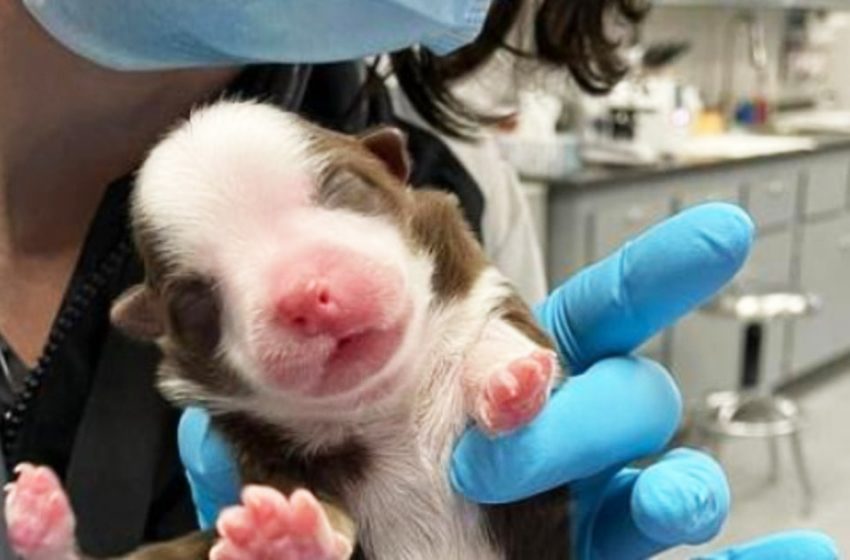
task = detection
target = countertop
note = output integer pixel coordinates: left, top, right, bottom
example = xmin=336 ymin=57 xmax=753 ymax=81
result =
xmin=536 ymin=133 xmax=850 ymax=190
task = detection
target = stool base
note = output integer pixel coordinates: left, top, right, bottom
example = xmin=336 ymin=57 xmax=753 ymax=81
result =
xmin=696 ymin=390 xmax=814 ymax=516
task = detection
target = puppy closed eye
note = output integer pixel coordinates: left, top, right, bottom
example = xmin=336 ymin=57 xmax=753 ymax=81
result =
xmin=316 ymin=170 xmax=389 ymax=216
xmin=164 ymin=277 xmax=222 ymax=355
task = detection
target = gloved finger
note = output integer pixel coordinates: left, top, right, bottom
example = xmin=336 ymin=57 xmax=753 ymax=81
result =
xmin=178 ymin=407 xmax=242 ymax=529
xmin=451 ymin=356 xmax=681 ymax=503
xmin=697 ymin=531 xmax=839 ymax=560
xmin=585 ymin=448 xmax=729 ymax=559
xmin=535 ymin=203 xmax=754 ymax=373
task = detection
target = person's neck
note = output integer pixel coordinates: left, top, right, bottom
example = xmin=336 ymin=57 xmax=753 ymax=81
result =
xmin=0 ymin=1 xmax=240 ymax=259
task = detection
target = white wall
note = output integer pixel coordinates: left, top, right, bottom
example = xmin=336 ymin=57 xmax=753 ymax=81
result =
xmin=642 ymin=7 xmax=787 ymax=106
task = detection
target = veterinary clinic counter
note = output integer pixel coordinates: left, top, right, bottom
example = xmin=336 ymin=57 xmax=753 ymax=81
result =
xmin=537 ymin=135 xmax=850 ymax=406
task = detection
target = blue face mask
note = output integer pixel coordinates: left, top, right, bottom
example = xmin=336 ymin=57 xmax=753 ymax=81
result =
xmin=22 ymin=0 xmax=492 ymax=71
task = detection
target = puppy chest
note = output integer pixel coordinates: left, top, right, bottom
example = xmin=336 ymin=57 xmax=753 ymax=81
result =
xmin=348 ymin=439 xmax=499 ymax=560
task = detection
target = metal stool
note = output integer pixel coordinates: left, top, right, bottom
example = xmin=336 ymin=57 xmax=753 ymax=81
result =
xmin=695 ymin=286 xmax=821 ymax=515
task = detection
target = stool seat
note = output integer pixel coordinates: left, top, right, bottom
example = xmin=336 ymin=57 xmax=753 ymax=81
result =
xmin=702 ymin=289 xmax=820 ymax=321
xmin=702 ymin=392 xmax=800 ymax=438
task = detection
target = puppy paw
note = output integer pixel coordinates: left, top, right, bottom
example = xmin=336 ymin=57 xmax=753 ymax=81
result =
xmin=5 ymin=463 xmax=77 ymax=560
xmin=475 ymin=350 xmax=557 ymax=436
xmin=210 ymin=486 xmax=352 ymax=560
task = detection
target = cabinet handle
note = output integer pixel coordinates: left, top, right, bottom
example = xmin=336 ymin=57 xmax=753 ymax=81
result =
xmin=767 ymin=181 xmax=786 ymax=196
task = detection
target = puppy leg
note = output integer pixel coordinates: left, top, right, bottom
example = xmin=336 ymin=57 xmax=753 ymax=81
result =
xmin=464 ymin=314 xmax=563 ymax=436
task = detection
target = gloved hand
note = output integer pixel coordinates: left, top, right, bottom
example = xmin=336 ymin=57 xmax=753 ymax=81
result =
xmin=178 ymin=203 xmax=838 ymax=559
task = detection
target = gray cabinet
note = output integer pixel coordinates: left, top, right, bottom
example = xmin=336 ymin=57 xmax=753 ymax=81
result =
xmin=744 ymin=168 xmax=799 ymax=231
xmin=590 ymin=198 xmax=672 ymax=262
xmin=678 ymin=182 xmax=740 ymax=210
xmin=544 ymin=145 xmax=850 ymax=407
xmin=804 ymin=154 xmax=849 ymax=218
xmin=739 ymin=230 xmax=794 ymax=287
xmin=791 ymin=215 xmax=850 ymax=373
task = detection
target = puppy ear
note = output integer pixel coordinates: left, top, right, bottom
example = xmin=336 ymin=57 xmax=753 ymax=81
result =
xmin=359 ymin=127 xmax=411 ymax=184
xmin=111 ymin=284 xmax=165 ymax=340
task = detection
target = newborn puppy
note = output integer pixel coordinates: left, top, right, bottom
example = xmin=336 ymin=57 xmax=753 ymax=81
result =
xmin=5 ymin=101 xmax=569 ymax=560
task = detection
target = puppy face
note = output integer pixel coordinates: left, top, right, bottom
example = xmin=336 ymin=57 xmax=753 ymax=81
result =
xmin=113 ymin=101 xmax=486 ymax=418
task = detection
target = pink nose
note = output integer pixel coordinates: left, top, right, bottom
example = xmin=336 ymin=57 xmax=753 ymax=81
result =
xmin=275 ymin=279 xmax=343 ymax=336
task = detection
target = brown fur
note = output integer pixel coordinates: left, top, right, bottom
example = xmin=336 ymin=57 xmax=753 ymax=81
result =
xmin=156 ymin=276 xmax=247 ymax=400
xmin=77 ymin=532 xmax=215 ymax=560
xmin=161 ymin=277 xmax=222 ymax=355
xmin=408 ymin=189 xmax=489 ymax=301
xmin=158 ymin=346 xmax=249 ymax=403
xmin=307 ymin=122 xmax=412 ymax=228
xmin=482 ymin=488 xmax=571 ymax=560
xmin=499 ymin=292 xmax=556 ymax=350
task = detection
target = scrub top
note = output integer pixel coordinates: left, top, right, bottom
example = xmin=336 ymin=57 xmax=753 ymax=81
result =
xmin=0 ymin=61 xmax=486 ymax=557
xmin=0 ymin=339 xmax=28 ymax=405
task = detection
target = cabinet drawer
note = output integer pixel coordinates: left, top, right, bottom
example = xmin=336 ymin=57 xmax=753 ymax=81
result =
xmin=592 ymin=198 xmax=671 ymax=260
xmin=791 ymin=215 xmax=850 ymax=373
xmin=805 ymin=155 xmax=849 ymax=218
xmin=738 ymin=230 xmax=793 ymax=287
xmin=672 ymin=317 xmax=789 ymax=404
xmin=678 ymin=184 xmax=740 ymax=210
xmin=746 ymin=172 xmax=799 ymax=229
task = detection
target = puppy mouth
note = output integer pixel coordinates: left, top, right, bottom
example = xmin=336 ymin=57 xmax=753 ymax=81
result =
xmin=323 ymin=327 xmax=401 ymax=390
xmin=256 ymin=316 xmax=410 ymax=400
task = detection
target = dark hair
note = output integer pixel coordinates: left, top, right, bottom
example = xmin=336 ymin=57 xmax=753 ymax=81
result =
xmin=389 ymin=0 xmax=649 ymax=137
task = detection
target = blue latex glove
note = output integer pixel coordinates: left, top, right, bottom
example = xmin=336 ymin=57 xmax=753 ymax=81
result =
xmin=178 ymin=203 xmax=838 ymax=558
xmin=695 ymin=531 xmax=839 ymax=560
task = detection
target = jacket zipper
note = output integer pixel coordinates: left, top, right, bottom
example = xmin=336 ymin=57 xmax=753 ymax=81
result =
xmin=1 ymin=239 xmax=132 ymax=465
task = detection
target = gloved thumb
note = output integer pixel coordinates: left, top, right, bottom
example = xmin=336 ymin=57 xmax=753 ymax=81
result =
xmin=178 ymin=407 xmax=242 ymax=529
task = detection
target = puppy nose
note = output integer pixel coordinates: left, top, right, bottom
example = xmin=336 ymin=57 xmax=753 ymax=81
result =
xmin=275 ymin=279 xmax=340 ymax=336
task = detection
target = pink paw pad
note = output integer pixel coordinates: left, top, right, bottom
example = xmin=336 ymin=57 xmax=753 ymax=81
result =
xmin=477 ymin=350 xmax=557 ymax=435
xmin=5 ymin=463 xmax=77 ymax=560
xmin=210 ymin=486 xmax=352 ymax=560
